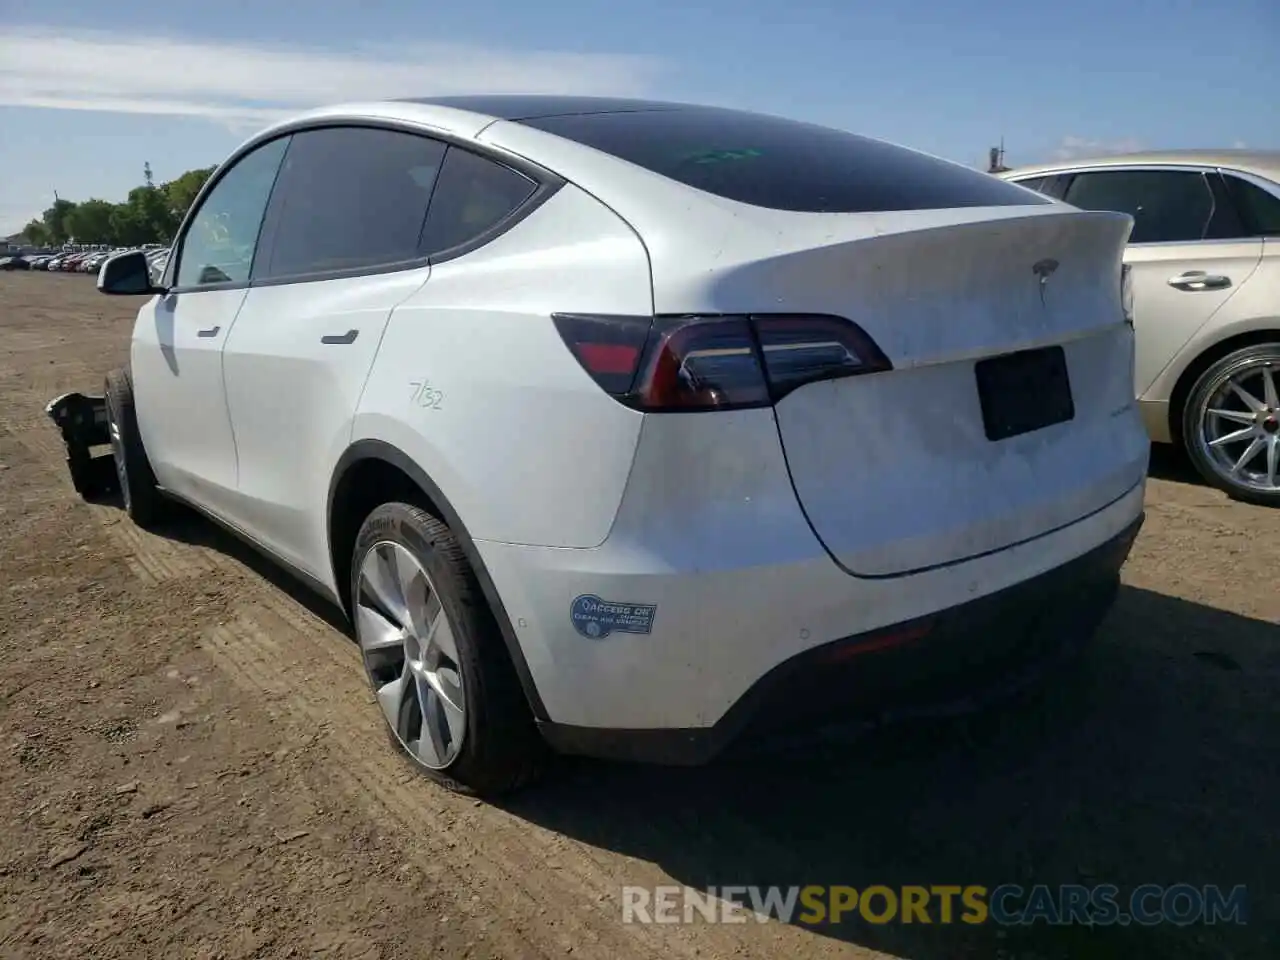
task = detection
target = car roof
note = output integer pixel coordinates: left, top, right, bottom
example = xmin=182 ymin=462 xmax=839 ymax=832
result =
xmin=1003 ymin=149 xmax=1280 ymax=183
xmin=248 ymin=95 xmax=756 ymax=150
xmin=396 ymin=95 xmax=692 ymax=120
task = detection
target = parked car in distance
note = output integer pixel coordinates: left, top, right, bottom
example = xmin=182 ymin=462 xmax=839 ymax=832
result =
xmin=87 ymin=95 xmax=1147 ymax=796
xmin=0 ymin=255 xmax=31 ymax=270
xmin=1001 ymin=151 xmax=1280 ymax=506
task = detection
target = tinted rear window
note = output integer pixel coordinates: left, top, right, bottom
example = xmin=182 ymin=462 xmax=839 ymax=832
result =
xmin=521 ymin=108 xmax=1046 ymax=213
xmin=259 ymin=126 xmax=445 ymax=280
xmin=418 ymin=146 xmax=538 ymax=258
xmin=1223 ymin=174 xmax=1280 ymax=236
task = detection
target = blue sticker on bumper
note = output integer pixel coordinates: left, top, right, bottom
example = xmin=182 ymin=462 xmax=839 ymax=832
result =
xmin=570 ymin=595 xmax=657 ymax=639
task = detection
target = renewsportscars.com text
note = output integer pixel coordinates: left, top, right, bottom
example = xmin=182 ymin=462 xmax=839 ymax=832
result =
xmin=621 ymin=884 xmax=1248 ymax=927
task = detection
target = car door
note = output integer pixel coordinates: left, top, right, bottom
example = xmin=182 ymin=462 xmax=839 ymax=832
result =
xmin=219 ymin=126 xmax=448 ymax=579
xmin=1058 ymin=167 xmax=1264 ymax=398
xmin=130 ymin=135 xmax=290 ymax=514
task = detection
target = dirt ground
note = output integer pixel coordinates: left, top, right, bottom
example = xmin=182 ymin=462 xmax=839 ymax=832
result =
xmin=0 ymin=271 xmax=1276 ymax=960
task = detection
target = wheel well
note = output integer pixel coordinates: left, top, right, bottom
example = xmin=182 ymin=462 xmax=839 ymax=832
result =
xmin=328 ymin=457 xmax=431 ymax=618
xmin=1167 ymin=329 xmax=1280 ymax=446
xmin=327 ymin=445 xmax=551 ymax=721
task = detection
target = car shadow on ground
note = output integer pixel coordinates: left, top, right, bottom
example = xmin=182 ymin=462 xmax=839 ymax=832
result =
xmin=1146 ymin=443 xmax=1207 ymax=489
xmin=504 ymin=587 xmax=1279 ymax=960
xmin=84 ymin=458 xmax=1275 ymax=958
xmin=83 ymin=463 xmax=350 ymax=635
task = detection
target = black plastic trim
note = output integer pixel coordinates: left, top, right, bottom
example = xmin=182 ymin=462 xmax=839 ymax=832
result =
xmin=538 ymin=513 xmax=1144 ymax=765
xmin=327 ymin=440 xmax=549 ymax=720
xmin=249 ymin=257 xmax=434 ymax=289
xmin=165 ymin=280 xmax=251 ymax=296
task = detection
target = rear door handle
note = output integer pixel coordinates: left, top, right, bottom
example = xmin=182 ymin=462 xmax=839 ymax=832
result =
xmin=197 ymin=326 xmax=221 ymax=338
xmin=1168 ymin=271 xmax=1231 ymax=291
xmin=321 ymin=329 xmax=359 ymax=345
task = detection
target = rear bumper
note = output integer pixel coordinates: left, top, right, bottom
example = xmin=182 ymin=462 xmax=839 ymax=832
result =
xmin=537 ymin=513 xmax=1142 ymax=765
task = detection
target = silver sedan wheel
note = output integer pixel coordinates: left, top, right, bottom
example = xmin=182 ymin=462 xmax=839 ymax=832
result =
xmin=355 ymin=541 xmax=467 ymax=770
xmin=1195 ymin=357 xmax=1280 ymax=495
xmin=107 ymin=403 xmax=131 ymax=511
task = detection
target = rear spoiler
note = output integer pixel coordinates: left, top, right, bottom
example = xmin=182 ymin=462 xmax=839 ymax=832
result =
xmin=45 ymin=392 xmax=116 ymax=497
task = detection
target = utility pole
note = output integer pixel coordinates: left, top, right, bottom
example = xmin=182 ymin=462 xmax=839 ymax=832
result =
xmin=987 ymin=138 xmax=1010 ymax=174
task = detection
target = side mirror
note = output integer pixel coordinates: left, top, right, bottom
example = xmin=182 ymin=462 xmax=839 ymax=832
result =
xmin=98 ymin=250 xmax=164 ymax=296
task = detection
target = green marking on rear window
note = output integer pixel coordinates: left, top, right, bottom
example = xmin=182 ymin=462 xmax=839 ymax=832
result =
xmin=683 ymin=148 xmax=763 ymax=164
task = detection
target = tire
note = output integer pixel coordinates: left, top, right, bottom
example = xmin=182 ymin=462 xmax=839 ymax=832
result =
xmin=1181 ymin=343 xmax=1280 ymax=508
xmin=104 ymin=368 xmax=168 ymax=527
xmin=350 ymin=502 xmax=545 ymax=797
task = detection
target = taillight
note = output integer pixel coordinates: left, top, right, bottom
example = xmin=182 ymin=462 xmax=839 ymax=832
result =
xmin=553 ymin=313 xmax=891 ymax=412
xmin=754 ymin=315 xmax=890 ymax=395
xmin=551 ymin=314 xmax=647 ymax=395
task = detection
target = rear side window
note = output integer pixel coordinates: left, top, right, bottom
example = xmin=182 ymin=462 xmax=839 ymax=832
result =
xmin=1012 ymin=176 xmax=1047 ymax=193
xmin=258 ymin=126 xmax=446 ymax=280
xmin=1062 ymin=170 xmax=1215 ymax=243
xmin=521 ymin=108 xmax=1046 ymax=213
xmin=1204 ymin=174 xmax=1248 ymax=240
xmin=1222 ymin=174 xmax=1280 ymax=236
xmin=418 ymin=147 xmax=537 ymax=258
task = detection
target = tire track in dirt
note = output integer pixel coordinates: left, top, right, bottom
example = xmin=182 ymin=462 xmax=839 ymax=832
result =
xmin=6 ymin=389 xmax=746 ymax=960
xmin=4 ymin=405 xmax=595 ymax=958
xmin=242 ymin=577 xmax=833 ymax=958
xmin=4 ymin=306 xmax=882 ymax=960
xmin=96 ymin=513 xmax=222 ymax=585
xmin=198 ymin=597 xmax=741 ymax=960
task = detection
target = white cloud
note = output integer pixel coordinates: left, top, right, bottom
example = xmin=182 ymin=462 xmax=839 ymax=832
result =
xmin=0 ymin=26 xmax=666 ymax=126
xmin=1051 ymin=135 xmax=1144 ymax=161
xmin=1232 ymin=140 xmax=1248 ymax=149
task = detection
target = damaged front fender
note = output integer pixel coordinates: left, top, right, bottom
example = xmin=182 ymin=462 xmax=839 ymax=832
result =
xmin=45 ymin=391 xmax=115 ymax=497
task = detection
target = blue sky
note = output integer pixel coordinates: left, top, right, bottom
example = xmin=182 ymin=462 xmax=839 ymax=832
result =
xmin=2 ymin=0 xmax=1277 ymax=236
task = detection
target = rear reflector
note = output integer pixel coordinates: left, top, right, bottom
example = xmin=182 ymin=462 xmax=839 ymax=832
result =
xmin=553 ymin=312 xmax=891 ymax=412
xmin=576 ymin=342 xmax=641 ymax=376
xmin=821 ymin=624 xmax=933 ymax=662
xmin=552 ymin=314 xmax=649 ymax=395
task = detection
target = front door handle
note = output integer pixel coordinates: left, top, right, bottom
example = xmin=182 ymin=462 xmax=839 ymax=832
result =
xmin=197 ymin=326 xmax=221 ymax=338
xmin=1168 ymin=271 xmax=1231 ymax=291
xmin=321 ymin=329 xmax=359 ymax=345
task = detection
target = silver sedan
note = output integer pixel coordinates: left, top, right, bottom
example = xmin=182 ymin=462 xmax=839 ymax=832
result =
xmin=1002 ymin=150 xmax=1280 ymax=506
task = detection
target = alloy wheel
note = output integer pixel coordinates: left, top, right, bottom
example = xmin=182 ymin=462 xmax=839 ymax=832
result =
xmin=355 ymin=541 xmax=467 ymax=769
xmin=1195 ymin=358 xmax=1280 ymax=495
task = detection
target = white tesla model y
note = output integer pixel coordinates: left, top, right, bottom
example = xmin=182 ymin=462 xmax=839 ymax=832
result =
xmin=90 ymin=96 xmax=1148 ymax=795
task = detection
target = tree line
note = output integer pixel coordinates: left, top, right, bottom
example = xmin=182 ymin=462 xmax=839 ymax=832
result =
xmin=17 ymin=163 xmax=216 ymax=248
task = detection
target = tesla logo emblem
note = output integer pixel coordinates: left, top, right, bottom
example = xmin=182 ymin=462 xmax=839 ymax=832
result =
xmin=1032 ymin=258 xmax=1059 ymax=305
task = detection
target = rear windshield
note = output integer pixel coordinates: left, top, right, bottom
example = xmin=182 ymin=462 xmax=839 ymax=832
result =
xmin=521 ymin=108 xmax=1046 ymax=213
